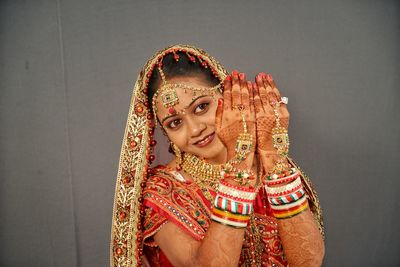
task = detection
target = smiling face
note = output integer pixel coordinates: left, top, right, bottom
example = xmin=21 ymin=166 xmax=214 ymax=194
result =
xmin=155 ymin=75 xmax=227 ymax=164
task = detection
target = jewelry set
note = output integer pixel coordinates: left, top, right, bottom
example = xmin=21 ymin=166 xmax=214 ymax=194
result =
xmin=265 ymin=97 xmax=309 ymax=219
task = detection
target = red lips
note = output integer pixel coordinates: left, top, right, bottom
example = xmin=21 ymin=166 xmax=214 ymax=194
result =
xmin=193 ymin=132 xmax=215 ymax=148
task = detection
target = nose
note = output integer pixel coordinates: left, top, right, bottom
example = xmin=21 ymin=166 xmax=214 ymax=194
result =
xmin=186 ymin=116 xmax=206 ymax=138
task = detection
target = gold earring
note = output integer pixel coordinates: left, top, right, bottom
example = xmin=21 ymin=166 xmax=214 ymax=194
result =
xmin=171 ymin=143 xmax=183 ymax=170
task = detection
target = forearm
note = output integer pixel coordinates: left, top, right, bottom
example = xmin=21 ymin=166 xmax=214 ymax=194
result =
xmin=193 ymin=222 xmax=245 ymax=266
xmin=155 ymin=220 xmax=245 ymax=267
xmin=258 ymin=151 xmax=325 ymax=266
xmin=278 ymin=209 xmax=325 ymax=267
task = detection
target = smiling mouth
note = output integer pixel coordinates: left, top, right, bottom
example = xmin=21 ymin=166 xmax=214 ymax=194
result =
xmin=193 ymin=132 xmax=215 ymax=147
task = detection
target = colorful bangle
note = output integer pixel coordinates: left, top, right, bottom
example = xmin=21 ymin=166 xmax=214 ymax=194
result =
xmin=266 ymin=170 xmax=300 ymax=187
xmin=265 ymin=176 xmax=302 ymax=196
xmin=269 ymin=188 xmax=305 ymax=206
xmin=267 ymin=167 xmax=297 ymax=181
xmin=217 ymin=191 xmax=254 ymax=204
xmin=211 ymin=216 xmax=249 ymax=228
xmin=272 ymin=200 xmax=309 ymax=219
xmin=218 ymin=180 xmax=257 ymax=202
xmin=269 ymin=194 xmax=307 ymax=210
xmin=211 ymin=207 xmax=250 ymax=228
xmin=214 ymin=195 xmax=253 ymax=215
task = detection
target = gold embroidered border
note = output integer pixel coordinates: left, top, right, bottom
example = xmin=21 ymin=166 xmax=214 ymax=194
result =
xmin=110 ymin=44 xmax=228 ymax=267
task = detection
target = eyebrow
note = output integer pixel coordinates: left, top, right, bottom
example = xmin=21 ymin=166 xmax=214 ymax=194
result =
xmin=184 ymin=95 xmax=209 ymax=109
xmin=160 ymin=95 xmax=209 ymax=124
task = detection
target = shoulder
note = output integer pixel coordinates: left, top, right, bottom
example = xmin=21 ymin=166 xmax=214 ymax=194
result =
xmin=147 ymin=164 xmax=186 ymax=184
xmin=144 ymin=165 xmax=188 ymax=198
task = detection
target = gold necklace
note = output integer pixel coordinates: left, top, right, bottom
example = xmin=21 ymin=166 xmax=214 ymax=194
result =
xmin=181 ymin=153 xmax=223 ymax=202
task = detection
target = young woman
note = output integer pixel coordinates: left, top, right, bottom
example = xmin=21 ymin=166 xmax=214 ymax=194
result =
xmin=110 ymin=44 xmax=325 ymax=267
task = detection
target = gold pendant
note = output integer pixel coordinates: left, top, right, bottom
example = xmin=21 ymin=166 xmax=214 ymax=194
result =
xmin=235 ymin=133 xmax=253 ymax=160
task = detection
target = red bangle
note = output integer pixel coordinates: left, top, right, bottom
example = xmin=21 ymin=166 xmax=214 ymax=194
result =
xmin=272 ymin=200 xmax=309 ymax=219
xmin=219 ymin=179 xmax=256 ymax=192
xmin=267 ymin=183 xmax=303 ymax=197
xmin=266 ymin=172 xmax=300 ymax=187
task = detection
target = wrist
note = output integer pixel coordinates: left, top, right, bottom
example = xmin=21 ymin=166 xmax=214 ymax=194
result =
xmin=211 ymin=179 xmax=257 ymax=228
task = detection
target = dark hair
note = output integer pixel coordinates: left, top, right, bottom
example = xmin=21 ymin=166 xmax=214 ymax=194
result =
xmin=147 ymin=51 xmax=220 ymax=112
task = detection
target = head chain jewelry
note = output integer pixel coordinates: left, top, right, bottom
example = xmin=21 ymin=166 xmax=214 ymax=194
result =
xmin=151 ymin=58 xmax=222 ymax=127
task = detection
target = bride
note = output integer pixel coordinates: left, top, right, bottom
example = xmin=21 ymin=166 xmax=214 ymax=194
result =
xmin=110 ymin=44 xmax=325 ymax=267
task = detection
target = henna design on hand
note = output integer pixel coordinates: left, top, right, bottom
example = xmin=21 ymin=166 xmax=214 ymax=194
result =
xmin=278 ymin=209 xmax=325 ymax=267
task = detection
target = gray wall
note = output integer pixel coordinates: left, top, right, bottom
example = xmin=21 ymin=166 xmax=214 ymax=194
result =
xmin=1 ymin=0 xmax=399 ymax=266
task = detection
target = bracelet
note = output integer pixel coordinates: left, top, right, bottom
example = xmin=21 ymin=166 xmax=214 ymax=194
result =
xmin=265 ymin=176 xmax=302 ymax=196
xmin=269 ymin=188 xmax=305 ymax=206
xmin=217 ymin=191 xmax=254 ymax=204
xmin=218 ymin=182 xmax=257 ymax=201
xmin=266 ymin=169 xmax=299 ymax=187
xmin=211 ymin=217 xmax=248 ymax=229
xmin=214 ymin=195 xmax=253 ymax=215
xmin=272 ymin=200 xmax=309 ymax=219
xmin=269 ymin=194 xmax=307 ymax=210
xmin=267 ymin=167 xmax=297 ymax=181
xmin=211 ymin=208 xmax=250 ymax=228
xmin=267 ymin=183 xmax=303 ymax=198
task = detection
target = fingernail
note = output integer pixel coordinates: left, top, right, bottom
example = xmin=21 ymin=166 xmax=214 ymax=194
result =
xmin=267 ymin=74 xmax=273 ymax=82
xmin=218 ymin=98 xmax=223 ymax=106
xmin=232 ymin=70 xmax=238 ymax=77
xmin=225 ymin=75 xmax=231 ymax=81
xmin=256 ymin=74 xmax=262 ymax=82
xmin=239 ymin=73 xmax=245 ymax=80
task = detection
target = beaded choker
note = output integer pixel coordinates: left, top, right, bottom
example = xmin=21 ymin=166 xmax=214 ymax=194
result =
xmin=181 ymin=153 xmax=223 ymax=202
xmin=181 ymin=153 xmax=222 ymax=189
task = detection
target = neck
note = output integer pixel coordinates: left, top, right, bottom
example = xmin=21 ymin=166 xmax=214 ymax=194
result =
xmin=202 ymin=147 xmax=228 ymax=165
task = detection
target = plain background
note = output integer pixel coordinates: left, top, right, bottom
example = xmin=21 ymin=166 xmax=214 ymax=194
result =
xmin=1 ymin=0 xmax=399 ymax=266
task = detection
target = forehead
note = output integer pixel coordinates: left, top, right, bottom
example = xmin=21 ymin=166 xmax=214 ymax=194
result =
xmin=155 ymin=75 xmax=215 ymax=115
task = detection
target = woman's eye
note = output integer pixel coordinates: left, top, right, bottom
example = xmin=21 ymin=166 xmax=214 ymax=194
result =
xmin=167 ymin=119 xmax=182 ymax=129
xmin=194 ymin=102 xmax=209 ymax=113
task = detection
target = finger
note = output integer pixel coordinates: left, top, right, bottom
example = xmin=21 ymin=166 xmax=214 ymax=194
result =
xmin=280 ymin=104 xmax=290 ymax=119
xmin=265 ymin=74 xmax=282 ymax=101
xmin=266 ymin=74 xmax=287 ymax=118
xmin=261 ymin=75 xmax=278 ymax=110
xmin=256 ymin=73 xmax=269 ymax=107
xmin=266 ymin=73 xmax=277 ymax=89
xmin=215 ymin=98 xmax=224 ymax=130
xmin=231 ymin=70 xmax=241 ymax=108
xmin=280 ymin=116 xmax=290 ymax=129
xmin=252 ymin=82 xmax=264 ymax=115
xmin=223 ymin=75 xmax=232 ymax=110
xmin=246 ymin=81 xmax=256 ymax=126
xmin=247 ymin=81 xmax=255 ymax=114
xmin=239 ymin=73 xmax=250 ymax=109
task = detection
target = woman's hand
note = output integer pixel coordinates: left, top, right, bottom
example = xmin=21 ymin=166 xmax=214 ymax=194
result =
xmin=215 ymin=70 xmax=256 ymax=167
xmin=252 ymin=73 xmax=290 ymax=174
xmin=253 ymin=73 xmax=290 ymax=152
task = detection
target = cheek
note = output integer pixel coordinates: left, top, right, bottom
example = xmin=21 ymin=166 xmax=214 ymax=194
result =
xmin=206 ymin=104 xmax=218 ymax=125
xmin=166 ymin=128 xmax=188 ymax=147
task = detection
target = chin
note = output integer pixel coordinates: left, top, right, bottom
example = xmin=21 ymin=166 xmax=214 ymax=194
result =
xmin=193 ymin=143 xmax=226 ymax=163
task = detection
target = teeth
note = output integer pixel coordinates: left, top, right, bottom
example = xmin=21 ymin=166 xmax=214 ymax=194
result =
xmin=196 ymin=134 xmax=212 ymax=145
